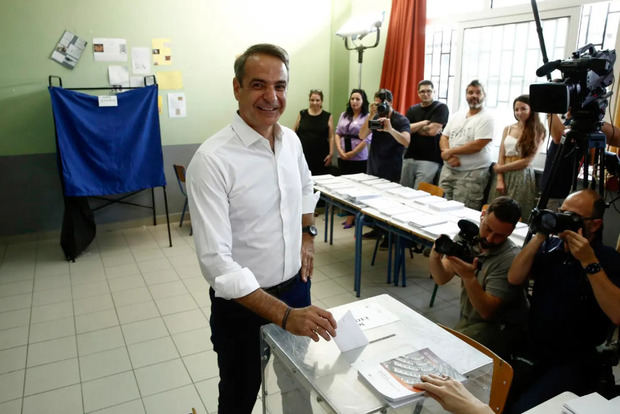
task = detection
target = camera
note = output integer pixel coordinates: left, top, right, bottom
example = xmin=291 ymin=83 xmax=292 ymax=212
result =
xmin=375 ymin=89 xmax=392 ymax=117
xmin=368 ymin=119 xmax=384 ymax=130
xmin=530 ymin=44 xmax=615 ymax=130
xmin=434 ymin=219 xmax=479 ymax=263
xmin=529 ymin=209 xmax=583 ymax=235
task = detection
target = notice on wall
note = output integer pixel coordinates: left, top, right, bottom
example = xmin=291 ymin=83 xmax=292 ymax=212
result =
xmin=155 ymin=71 xmax=183 ymax=90
xmin=50 ymin=30 xmax=87 ymax=69
xmin=168 ymin=93 xmax=187 ymax=118
xmin=130 ymin=76 xmax=146 ymax=87
xmin=93 ymin=38 xmax=127 ymax=62
xmin=131 ymin=47 xmax=151 ymax=75
xmin=108 ymin=65 xmax=129 ymax=87
xmin=152 ymin=38 xmax=172 ymax=66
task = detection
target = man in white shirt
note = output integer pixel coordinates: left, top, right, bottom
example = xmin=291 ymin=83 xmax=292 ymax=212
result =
xmin=187 ymin=44 xmax=337 ymax=414
xmin=438 ymin=80 xmax=494 ymax=210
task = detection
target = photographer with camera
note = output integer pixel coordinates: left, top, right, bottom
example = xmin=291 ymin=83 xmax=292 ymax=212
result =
xmin=359 ymin=88 xmax=411 ymax=183
xmin=429 ymin=196 xmax=527 ymax=360
xmin=438 ymin=80 xmax=494 ymax=210
xmin=506 ymin=189 xmax=620 ymax=413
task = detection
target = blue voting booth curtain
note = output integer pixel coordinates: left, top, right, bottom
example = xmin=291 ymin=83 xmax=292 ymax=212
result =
xmin=49 ymin=85 xmax=166 ymax=196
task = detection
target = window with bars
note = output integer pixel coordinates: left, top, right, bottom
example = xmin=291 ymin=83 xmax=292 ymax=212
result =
xmin=424 ymin=26 xmax=456 ymax=106
xmin=578 ymin=0 xmax=620 ymax=49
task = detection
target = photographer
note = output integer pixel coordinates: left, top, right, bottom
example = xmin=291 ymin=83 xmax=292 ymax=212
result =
xmin=359 ymin=88 xmax=411 ymax=183
xmin=429 ymin=196 xmax=527 ymax=360
xmin=506 ymin=189 xmax=620 ymax=413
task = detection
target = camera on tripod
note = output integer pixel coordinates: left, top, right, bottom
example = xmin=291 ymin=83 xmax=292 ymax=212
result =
xmin=529 ymin=209 xmax=583 ymax=235
xmin=434 ymin=219 xmax=480 ymax=263
xmin=529 ymin=44 xmax=615 ymax=131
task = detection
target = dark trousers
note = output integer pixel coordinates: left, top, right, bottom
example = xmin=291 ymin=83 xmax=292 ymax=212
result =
xmin=209 ymin=273 xmax=311 ymax=414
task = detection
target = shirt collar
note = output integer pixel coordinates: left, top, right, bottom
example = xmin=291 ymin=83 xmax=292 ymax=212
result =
xmin=232 ymin=112 xmax=283 ymax=147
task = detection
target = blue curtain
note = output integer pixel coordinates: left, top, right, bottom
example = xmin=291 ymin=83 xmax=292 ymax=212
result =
xmin=49 ymin=85 xmax=166 ymax=196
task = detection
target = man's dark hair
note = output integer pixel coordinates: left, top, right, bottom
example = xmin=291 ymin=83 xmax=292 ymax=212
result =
xmin=418 ymin=80 xmax=434 ymax=90
xmin=487 ymin=196 xmax=521 ymax=225
xmin=345 ymin=89 xmax=369 ymax=118
xmin=466 ymin=79 xmax=486 ymax=95
xmin=375 ymin=88 xmax=393 ymax=103
xmin=234 ymin=43 xmax=289 ymax=86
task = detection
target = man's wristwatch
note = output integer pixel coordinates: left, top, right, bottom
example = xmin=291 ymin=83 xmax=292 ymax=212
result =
xmin=302 ymin=225 xmax=318 ymax=237
xmin=583 ymin=262 xmax=602 ymax=275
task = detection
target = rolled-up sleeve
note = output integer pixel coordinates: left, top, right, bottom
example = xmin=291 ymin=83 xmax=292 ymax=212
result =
xmin=186 ymin=151 xmax=260 ymax=300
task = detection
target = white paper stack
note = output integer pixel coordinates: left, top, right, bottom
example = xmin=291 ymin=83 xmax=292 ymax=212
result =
xmin=344 ymin=173 xmax=375 ymax=182
xmin=562 ymin=392 xmax=620 ymax=414
xmin=339 ymin=187 xmax=382 ymax=203
xmin=362 ymin=198 xmax=403 ymax=211
xmin=511 ymin=226 xmax=529 ymax=240
xmin=453 ymin=207 xmax=483 ymax=223
xmin=408 ymin=213 xmax=447 ymax=228
xmin=321 ymin=181 xmax=352 ymax=191
xmin=428 ymin=200 xmax=465 ymax=212
xmin=311 ymin=174 xmax=336 ymax=183
xmin=423 ymin=221 xmax=461 ymax=238
xmin=387 ymin=187 xmax=429 ymax=200
xmin=372 ymin=182 xmax=402 ymax=190
xmin=364 ymin=178 xmax=388 ymax=185
xmin=413 ymin=195 xmax=447 ymax=208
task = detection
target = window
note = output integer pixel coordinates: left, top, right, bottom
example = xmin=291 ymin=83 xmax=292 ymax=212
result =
xmin=424 ymin=26 xmax=457 ymax=106
xmin=578 ymin=0 xmax=620 ymax=49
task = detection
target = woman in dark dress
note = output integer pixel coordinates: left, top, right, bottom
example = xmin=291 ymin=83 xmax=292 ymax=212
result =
xmin=294 ymin=89 xmax=334 ymax=175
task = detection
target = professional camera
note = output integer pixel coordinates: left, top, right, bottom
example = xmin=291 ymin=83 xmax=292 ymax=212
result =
xmin=434 ymin=219 xmax=479 ymax=263
xmin=529 ymin=209 xmax=583 ymax=235
xmin=368 ymin=119 xmax=384 ymax=130
xmin=375 ymin=89 xmax=391 ymax=117
xmin=530 ymin=44 xmax=615 ymax=133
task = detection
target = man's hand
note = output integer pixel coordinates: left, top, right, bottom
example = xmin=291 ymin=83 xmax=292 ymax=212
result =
xmin=300 ymin=234 xmax=314 ymax=281
xmin=560 ymin=229 xmax=597 ymax=265
xmin=286 ymin=306 xmax=337 ymax=342
xmin=447 ymin=256 xmax=478 ymax=281
xmin=446 ymin=155 xmax=461 ymax=167
xmin=377 ymin=117 xmax=391 ymax=132
xmin=441 ymin=148 xmax=453 ymax=160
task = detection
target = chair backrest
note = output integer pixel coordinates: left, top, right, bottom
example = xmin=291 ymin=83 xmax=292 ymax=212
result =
xmin=418 ymin=182 xmax=444 ymax=197
xmin=173 ymin=164 xmax=187 ymax=196
xmin=440 ymin=324 xmax=513 ymax=414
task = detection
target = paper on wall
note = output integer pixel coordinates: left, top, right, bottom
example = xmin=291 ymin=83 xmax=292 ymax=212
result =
xmin=93 ymin=38 xmax=127 ymax=62
xmin=155 ymin=71 xmax=183 ymax=90
xmin=168 ymin=93 xmax=187 ymax=118
xmin=131 ymin=47 xmax=151 ymax=75
xmin=108 ymin=65 xmax=129 ymax=87
xmin=152 ymin=38 xmax=172 ymax=65
xmin=50 ymin=30 xmax=87 ymax=69
xmin=130 ymin=76 xmax=146 ymax=88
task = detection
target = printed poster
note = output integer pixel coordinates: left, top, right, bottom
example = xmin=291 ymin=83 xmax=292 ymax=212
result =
xmin=132 ymin=47 xmax=152 ymax=75
xmin=168 ymin=93 xmax=187 ymax=118
xmin=50 ymin=30 xmax=87 ymax=69
xmin=152 ymin=38 xmax=172 ymax=65
xmin=155 ymin=71 xmax=183 ymax=90
xmin=93 ymin=38 xmax=128 ymax=62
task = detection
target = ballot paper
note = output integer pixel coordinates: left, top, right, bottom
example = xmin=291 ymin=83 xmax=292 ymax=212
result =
xmin=333 ymin=310 xmax=368 ymax=352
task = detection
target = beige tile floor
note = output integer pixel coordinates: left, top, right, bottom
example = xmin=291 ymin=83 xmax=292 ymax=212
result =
xmin=0 ymin=213 xmax=615 ymax=413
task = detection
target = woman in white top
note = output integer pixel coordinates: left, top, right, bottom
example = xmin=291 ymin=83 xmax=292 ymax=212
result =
xmin=487 ymin=95 xmax=545 ymax=221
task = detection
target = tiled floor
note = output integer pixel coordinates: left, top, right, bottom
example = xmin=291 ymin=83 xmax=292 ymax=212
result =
xmin=1 ymin=214 xmax=615 ymax=413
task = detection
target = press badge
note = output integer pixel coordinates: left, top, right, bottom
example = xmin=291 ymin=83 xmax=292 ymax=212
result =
xmin=98 ymin=95 xmax=118 ymax=107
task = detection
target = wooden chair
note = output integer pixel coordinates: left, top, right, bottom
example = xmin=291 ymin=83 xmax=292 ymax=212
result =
xmin=440 ymin=324 xmax=513 ymax=414
xmin=418 ymin=181 xmax=444 ymax=197
xmin=173 ymin=164 xmax=192 ymax=235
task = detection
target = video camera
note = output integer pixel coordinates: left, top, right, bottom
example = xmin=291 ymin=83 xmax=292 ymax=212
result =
xmin=530 ymin=44 xmax=615 ymax=134
xmin=529 ymin=209 xmax=583 ymax=235
xmin=434 ymin=219 xmax=480 ymax=263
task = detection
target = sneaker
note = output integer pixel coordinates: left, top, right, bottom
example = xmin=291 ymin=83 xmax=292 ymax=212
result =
xmin=362 ymin=229 xmax=381 ymax=239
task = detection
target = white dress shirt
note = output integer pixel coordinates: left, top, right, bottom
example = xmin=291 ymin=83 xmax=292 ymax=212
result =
xmin=187 ymin=113 xmax=319 ymax=300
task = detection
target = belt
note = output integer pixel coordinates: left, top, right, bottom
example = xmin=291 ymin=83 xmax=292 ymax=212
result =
xmin=264 ymin=273 xmax=300 ymax=297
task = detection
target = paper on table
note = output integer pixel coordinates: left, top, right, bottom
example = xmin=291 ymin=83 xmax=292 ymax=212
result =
xmin=333 ymin=310 xmax=368 ymax=352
